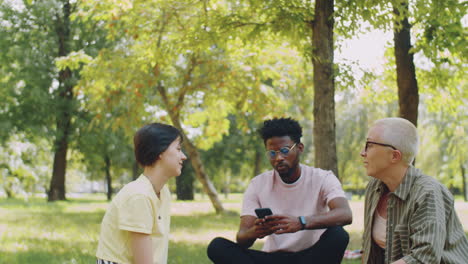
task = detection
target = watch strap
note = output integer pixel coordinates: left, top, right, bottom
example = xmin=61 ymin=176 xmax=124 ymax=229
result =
xmin=298 ymin=216 xmax=306 ymax=230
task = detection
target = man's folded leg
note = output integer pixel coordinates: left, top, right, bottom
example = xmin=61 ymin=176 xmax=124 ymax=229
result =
xmin=207 ymin=237 xmax=291 ymax=264
xmin=296 ymin=226 xmax=349 ymax=264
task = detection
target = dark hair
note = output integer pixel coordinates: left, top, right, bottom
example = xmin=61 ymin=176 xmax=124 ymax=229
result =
xmin=259 ymin=117 xmax=302 ymax=144
xmin=134 ymin=123 xmax=183 ymax=167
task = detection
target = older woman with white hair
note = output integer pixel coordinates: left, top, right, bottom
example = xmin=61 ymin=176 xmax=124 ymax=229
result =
xmin=360 ymin=117 xmax=468 ymax=264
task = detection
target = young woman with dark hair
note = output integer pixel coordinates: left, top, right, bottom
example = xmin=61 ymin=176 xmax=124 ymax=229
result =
xmin=96 ymin=123 xmax=186 ymax=264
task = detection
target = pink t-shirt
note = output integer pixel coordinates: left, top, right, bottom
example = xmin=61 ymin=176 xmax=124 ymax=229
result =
xmin=241 ymin=164 xmax=346 ymax=252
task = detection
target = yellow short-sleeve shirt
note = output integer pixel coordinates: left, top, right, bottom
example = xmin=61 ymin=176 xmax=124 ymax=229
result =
xmin=96 ymin=175 xmax=171 ymax=264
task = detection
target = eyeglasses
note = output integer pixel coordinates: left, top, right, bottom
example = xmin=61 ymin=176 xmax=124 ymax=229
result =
xmin=364 ymin=141 xmax=397 ymax=152
xmin=266 ymin=143 xmax=297 ymax=159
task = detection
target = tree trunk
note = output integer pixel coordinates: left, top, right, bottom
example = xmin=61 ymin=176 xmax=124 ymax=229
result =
xmin=49 ymin=131 xmax=69 ymax=201
xmin=156 ymin=84 xmax=224 ymax=213
xmin=4 ymin=181 xmax=14 ymax=198
xmin=253 ymin=148 xmax=262 ymax=177
xmin=311 ymin=0 xmax=339 ymax=178
xmin=223 ymin=179 xmax=230 ymax=200
xmin=176 ymin=157 xmax=195 ymax=200
xmin=181 ymin=136 xmax=224 ymax=213
xmin=461 ymin=163 xmax=467 ymax=202
xmin=186 ymin=136 xmax=224 ymax=209
xmin=48 ymin=0 xmax=73 ymax=201
xmin=105 ymin=154 xmax=112 ymax=201
xmin=5 ymin=189 xmax=13 ymax=198
xmin=393 ymin=0 xmax=419 ymax=126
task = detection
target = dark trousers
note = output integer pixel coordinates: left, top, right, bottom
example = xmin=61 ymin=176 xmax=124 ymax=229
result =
xmin=207 ymin=226 xmax=349 ymax=264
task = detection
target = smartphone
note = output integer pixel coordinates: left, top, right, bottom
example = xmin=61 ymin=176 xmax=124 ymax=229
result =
xmin=255 ymin=208 xmax=273 ymax=219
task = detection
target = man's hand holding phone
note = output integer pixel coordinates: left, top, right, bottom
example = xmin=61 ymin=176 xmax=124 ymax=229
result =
xmin=252 ymin=208 xmax=278 ymax=238
xmin=255 ymin=208 xmax=304 ymax=235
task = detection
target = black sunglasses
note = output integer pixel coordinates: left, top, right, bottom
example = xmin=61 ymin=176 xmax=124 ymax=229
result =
xmin=365 ymin=141 xmax=397 ymax=152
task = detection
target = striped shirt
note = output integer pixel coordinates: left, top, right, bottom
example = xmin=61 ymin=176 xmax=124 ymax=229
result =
xmin=362 ymin=166 xmax=468 ymax=264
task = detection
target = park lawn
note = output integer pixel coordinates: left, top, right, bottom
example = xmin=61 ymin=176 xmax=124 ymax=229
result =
xmin=0 ymin=194 xmax=364 ymax=264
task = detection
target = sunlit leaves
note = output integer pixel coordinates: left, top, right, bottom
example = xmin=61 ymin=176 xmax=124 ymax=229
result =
xmin=78 ymin=0 xmax=300 ymax=150
xmin=55 ymin=50 xmax=93 ymax=70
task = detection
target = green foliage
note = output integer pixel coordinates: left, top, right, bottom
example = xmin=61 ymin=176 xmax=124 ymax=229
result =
xmin=55 ymin=50 xmax=93 ymax=71
xmin=412 ymin=0 xmax=467 ymax=61
xmin=0 ymin=0 xmax=112 ymax=200
xmin=418 ymin=109 xmax=467 ymax=191
xmin=220 ymin=0 xmax=313 ymax=54
xmin=335 ymin=93 xmax=369 ymax=190
xmin=200 ymin=116 xmax=269 ymax=191
xmin=0 ymin=1 xmax=58 ymax=134
xmin=0 ymin=134 xmax=51 ymax=198
xmin=76 ymin=121 xmax=134 ymax=184
xmin=343 ymin=0 xmax=467 ymax=92
xmin=0 ymin=0 xmax=108 ymax=137
xmin=335 ymin=0 xmax=393 ymax=37
xmin=78 ymin=0 xmax=300 ymax=151
xmin=417 ymin=58 xmax=467 ymax=115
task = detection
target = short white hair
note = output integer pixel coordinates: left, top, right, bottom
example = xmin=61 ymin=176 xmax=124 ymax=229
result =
xmin=373 ymin=117 xmax=419 ymax=165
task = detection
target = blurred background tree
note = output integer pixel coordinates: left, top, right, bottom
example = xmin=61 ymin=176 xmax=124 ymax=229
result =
xmin=0 ymin=0 xmax=110 ymax=201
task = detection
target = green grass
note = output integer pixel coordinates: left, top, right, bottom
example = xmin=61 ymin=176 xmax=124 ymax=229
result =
xmin=0 ymin=195 xmax=365 ymax=264
xmin=0 ymin=196 xmax=105 ymax=264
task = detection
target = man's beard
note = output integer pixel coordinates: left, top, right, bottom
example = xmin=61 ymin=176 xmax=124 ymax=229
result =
xmin=277 ymin=166 xmax=296 ymax=182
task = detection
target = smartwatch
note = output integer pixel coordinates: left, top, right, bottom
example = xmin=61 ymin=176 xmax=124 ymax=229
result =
xmin=298 ymin=216 xmax=306 ymax=230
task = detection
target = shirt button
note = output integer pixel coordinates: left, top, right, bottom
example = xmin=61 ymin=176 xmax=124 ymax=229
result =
xmin=158 ymin=216 xmax=161 ymax=220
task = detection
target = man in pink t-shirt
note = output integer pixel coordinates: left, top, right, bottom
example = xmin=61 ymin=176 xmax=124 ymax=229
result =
xmin=207 ymin=117 xmax=352 ymax=264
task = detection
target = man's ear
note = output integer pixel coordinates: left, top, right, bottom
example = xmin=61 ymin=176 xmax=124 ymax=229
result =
xmin=298 ymin=142 xmax=305 ymax=153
